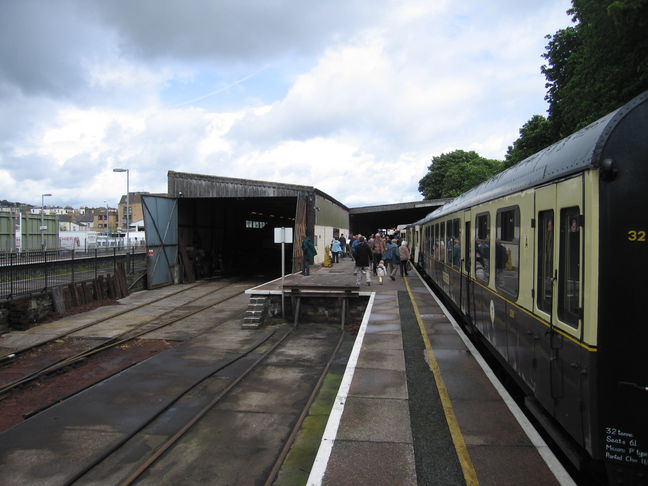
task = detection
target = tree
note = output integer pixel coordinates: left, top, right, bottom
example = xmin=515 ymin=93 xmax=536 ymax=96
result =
xmin=505 ymin=0 xmax=648 ymax=169
xmin=419 ymin=150 xmax=504 ymax=200
xmin=543 ymin=0 xmax=648 ymax=137
xmin=504 ymin=115 xmax=556 ymax=168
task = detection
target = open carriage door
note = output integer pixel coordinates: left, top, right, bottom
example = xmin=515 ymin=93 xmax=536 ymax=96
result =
xmin=142 ymin=195 xmax=179 ymax=289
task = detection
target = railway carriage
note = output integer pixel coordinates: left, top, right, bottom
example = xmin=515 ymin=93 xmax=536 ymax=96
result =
xmin=410 ymin=90 xmax=648 ymax=484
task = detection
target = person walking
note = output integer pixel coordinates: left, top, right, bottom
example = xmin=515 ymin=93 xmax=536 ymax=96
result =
xmin=386 ymin=239 xmax=399 ymax=280
xmin=376 ymin=260 xmax=387 ymax=285
xmin=354 ymin=236 xmax=372 ymax=286
xmin=369 ymin=233 xmax=386 ymax=275
xmin=330 ymin=238 xmax=342 ymax=263
xmin=399 ymin=240 xmax=411 ymax=276
xmin=351 ymin=235 xmax=360 ymax=261
xmin=339 ymin=234 xmax=347 ymax=258
xmin=301 ymin=236 xmax=317 ymax=276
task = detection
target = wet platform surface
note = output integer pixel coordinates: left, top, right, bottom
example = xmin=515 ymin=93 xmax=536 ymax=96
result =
xmin=0 ymin=262 xmax=575 ymax=485
xmin=286 ymin=258 xmax=574 ymax=486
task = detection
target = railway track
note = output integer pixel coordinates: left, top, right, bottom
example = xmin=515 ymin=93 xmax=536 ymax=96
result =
xmin=0 ymin=316 xmax=354 ymax=486
xmin=80 ymin=326 xmax=349 ymax=486
xmin=0 ymin=280 xmax=253 ymax=432
xmin=0 ymin=281 xmax=209 ymax=364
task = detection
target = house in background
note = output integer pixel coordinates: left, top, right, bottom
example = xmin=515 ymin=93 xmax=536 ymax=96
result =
xmin=91 ymin=208 xmax=118 ymax=234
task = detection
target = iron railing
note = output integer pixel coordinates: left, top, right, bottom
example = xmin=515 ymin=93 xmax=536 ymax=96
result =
xmin=0 ymin=248 xmax=147 ymax=299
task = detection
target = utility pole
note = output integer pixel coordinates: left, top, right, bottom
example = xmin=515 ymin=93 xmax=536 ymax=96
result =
xmin=113 ymin=168 xmax=129 ymax=248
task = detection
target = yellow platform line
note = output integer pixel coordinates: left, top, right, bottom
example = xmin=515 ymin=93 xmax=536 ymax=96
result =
xmin=404 ymin=277 xmax=479 ymax=486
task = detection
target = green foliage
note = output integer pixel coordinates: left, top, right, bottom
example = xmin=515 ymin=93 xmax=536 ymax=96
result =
xmin=505 ymin=0 xmax=648 ymax=168
xmin=418 ymin=150 xmax=503 ymax=200
xmin=420 ymin=0 xmax=648 ymax=196
xmin=504 ymin=115 xmax=556 ymax=168
xmin=544 ymin=0 xmax=648 ymax=137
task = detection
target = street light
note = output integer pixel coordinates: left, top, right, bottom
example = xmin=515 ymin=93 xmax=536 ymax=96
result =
xmin=41 ymin=193 xmax=52 ymax=250
xmin=104 ymin=201 xmax=108 ymax=235
xmin=113 ymin=168 xmax=129 ymax=248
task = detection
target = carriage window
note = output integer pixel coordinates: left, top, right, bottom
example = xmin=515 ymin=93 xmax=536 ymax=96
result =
xmin=475 ymin=213 xmax=490 ymax=283
xmin=558 ymin=207 xmax=581 ymax=327
xmin=537 ymin=210 xmax=554 ymax=313
xmin=440 ymin=222 xmax=446 ymax=262
xmin=495 ymin=207 xmax=519 ymax=298
xmin=464 ymin=221 xmax=471 ymax=273
xmin=433 ymin=224 xmax=438 ymax=260
xmin=446 ymin=221 xmax=452 ymax=263
xmin=448 ymin=218 xmax=460 ymax=269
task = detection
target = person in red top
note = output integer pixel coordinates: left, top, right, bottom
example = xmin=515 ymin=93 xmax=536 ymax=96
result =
xmin=369 ymin=233 xmax=386 ymax=275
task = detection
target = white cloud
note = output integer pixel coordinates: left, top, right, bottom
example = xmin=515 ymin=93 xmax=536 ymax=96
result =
xmin=0 ymin=0 xmax=573 ymax=209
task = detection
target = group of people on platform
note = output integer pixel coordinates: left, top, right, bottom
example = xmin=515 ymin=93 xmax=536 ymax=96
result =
xmin=301 ymin=232 xmax=411 ymax=286
xmin=350 ymin=232 xmax=411 ymax=286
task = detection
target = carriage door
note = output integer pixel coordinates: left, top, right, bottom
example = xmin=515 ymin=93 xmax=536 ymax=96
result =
xmin=142 ymin=195 xmax=179 ymax=289
xmin=535 ymin=177 xmax=583 ymax=337
xmin=534 ymin=177 xmax=584 ymax=439
xmin=462 ymin=210 xmax=472 ymax=319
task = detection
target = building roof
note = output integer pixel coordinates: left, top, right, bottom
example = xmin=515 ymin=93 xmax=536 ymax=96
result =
xmin=168 ymin=171 xmax=346 ymax=209
xmin=118 ymin=192 xmax=154 ymax=205
xmin=349 ymin=199 xmax=452 ymax=214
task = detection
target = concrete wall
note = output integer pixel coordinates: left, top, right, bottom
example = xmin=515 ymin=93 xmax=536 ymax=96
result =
xmin=265 ymin=294 xmax=369 ymax=326
xmin=0 ymin=265 xmax=141 ymax=333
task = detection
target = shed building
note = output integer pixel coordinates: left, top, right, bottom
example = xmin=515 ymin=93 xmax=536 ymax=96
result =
xmin=142 ymin=171 xmax=349 ymax=288
xmin=349 ymin=199 xmax=452 ymax=238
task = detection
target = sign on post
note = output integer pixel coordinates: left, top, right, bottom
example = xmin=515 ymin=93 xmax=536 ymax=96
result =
xmin=274 ymin=227 xmax=293 ymax=318
xmin=274 ymin=227 xmax=293 ymax=243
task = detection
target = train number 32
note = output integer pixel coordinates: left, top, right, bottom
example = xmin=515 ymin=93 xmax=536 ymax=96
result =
xmin=627 ymin=230 xmax=647 ymax=242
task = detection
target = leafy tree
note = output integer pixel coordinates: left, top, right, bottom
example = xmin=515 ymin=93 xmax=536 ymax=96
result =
xmin=504 ymin=115 xmax=556 ymax=168
xmin=505 ymin=0 xmax=648 ymax=168
xmin=544 ymin=0 xmax=648 ymax=136
xmin=419 ymin=150 xmax=503 ymax=199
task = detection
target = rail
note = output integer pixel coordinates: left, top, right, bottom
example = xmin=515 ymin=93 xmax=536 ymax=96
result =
xmin=0 ymin=248 xmax=147 ymax=299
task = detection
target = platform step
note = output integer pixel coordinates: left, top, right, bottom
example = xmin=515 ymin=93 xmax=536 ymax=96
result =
xmin=241 ymin=295 xmax=269 ymax=329
xmin=241 ymin=320 xmax=262 ymax=329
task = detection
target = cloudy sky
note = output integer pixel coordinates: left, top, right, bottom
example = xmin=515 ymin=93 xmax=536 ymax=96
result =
xmin=0 ymin=0 xmax=573 ymax=209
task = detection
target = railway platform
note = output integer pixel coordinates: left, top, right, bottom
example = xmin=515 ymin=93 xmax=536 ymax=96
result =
xmin=0 ymin=260 xmax=576 ymax=485
xmin=257 ymin=258 xmax=575 ymax=486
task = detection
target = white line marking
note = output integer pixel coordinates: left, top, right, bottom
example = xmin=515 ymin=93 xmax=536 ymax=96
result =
xmin=245 ymin=271 xmax=302 ymax=294
xmin=306 ymin=292 xmax=376 ymax=486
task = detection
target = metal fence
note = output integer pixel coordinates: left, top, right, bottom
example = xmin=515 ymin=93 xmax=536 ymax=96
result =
xmin=0 ymin=248 xmax=147 ymax=299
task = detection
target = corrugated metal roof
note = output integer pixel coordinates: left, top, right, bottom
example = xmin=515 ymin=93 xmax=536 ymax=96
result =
xmin=349 ymin=198 xmax=452 ymax=214
xmin=168 ymin=171 xmax=315 ymax=198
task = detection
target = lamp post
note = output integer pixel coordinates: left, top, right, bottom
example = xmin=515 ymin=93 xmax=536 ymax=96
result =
xmin=113 ymin=168 xmax=129 ymax=249
xmin=41 ymin=193 xmax=52 ymax=250
xmin=104 ymin=201 xmax=108 ymax=235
